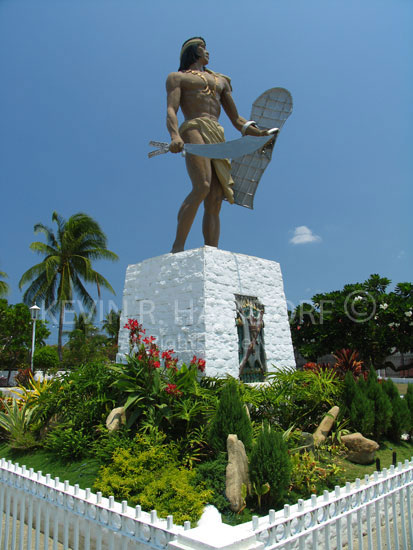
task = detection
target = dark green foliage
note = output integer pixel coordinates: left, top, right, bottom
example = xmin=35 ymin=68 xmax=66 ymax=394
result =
xmin=193 ymin=454 xmax=232 ymax=515
xmin=405 ymin=384 xmax=413 ymax=434
xmin=37 ymin=361 xmax=119 ymax=434
xmin=243 ymin=368 xmax=342 ymax=432
xmin=92 ymin=427 xmax=135 ymax=464
xmin=341 ymin=372 xmax=357 ymax=418
xmin=290 ymin=275 xmax=413 ymax=368
xmin=0 ymin=299 xmax=49 ymax=374
xmin=208 ymin=378 xmax=252 ymax=453
xmin=249 ymin=423 xmax=292 ymax=510
xmin=349 ymin=384 xmax=375 ymax=436
xmin=366 ymin=367 xmax=392 ymax=441
xmin=382 ymin=380 xmax=409 ymax=443
xmin=33 ymin=346 xmax=60 ymax=373
xmin=45 ymin=423 xmax=93 ymax=461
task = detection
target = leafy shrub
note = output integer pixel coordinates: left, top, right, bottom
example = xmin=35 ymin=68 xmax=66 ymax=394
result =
xmin=33 ymin=346 xmax=60 ymax=373
xmin=208 ymin=378 xmax=252 ymax=453
xmin=289 ymin=450 xmax=344 ymax=499
xmin=94 ymin=434 xmax=212 ymax=525
xmin=245 ymin=368 xmax=342 ymax=432
xmin=249 ymin=423 xmax=291 ymax=511
xmin=382 ymin=379 xmax=409 ymax=443
xmin=38 ymin=361 xmax=119 ymax=432
xmin=0 ymin=399 xmax=38 ymax=450
xmin=110 ymin=320 xmax=207 ymax=431
xmin=45 ymin=423 xmax=94 ymax=461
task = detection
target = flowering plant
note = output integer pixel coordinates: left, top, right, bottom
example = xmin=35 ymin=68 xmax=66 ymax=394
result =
xmin=111 ymin=320 xmax=206 ymax=428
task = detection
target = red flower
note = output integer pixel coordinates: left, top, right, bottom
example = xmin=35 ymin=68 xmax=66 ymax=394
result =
xmin=197 ymin=358 xmax=206 ymax=373
xmin=152 ymin=361 xmax=161 ymax=369
xmin=165 ymin=383 xmax=182 ymax=397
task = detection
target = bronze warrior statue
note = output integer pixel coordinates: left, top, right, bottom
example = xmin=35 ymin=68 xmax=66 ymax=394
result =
xmin=166 ymin=37 xmax=269 ymax=253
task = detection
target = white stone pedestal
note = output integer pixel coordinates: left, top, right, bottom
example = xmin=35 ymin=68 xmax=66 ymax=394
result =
xmin=117 ymin=246 xmax=295 ymax=378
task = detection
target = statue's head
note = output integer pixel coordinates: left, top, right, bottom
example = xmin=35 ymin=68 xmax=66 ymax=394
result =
xmin=179 ymin=37 xmax=206 ymax=71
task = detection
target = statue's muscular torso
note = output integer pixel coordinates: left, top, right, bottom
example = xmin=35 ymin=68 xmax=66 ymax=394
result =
xmin=167 ymin=70 xmax=229 ymax=123
xmin=177 ymin=71 xmax=227 ymax=121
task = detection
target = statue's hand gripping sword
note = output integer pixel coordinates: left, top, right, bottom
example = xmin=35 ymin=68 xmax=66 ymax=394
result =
xmin=148 ymin=128 xmax=279 ymax=160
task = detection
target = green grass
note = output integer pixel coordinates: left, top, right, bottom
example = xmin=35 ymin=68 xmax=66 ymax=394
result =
xmin=336 ymin=439 xmax=413 ymax=482
xmin=0 ymin=442 xmax=101 ymax=489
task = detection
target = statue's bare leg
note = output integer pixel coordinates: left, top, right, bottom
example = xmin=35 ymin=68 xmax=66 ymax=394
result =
xmin=171 ymin=127 xmax=214 ymax=253
xmin=203 ymin=169 xmax=224 ymax=247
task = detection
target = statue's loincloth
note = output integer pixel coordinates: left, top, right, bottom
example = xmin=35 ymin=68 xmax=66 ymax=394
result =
xmin=179 ymin=117 xmax=235 ymax=204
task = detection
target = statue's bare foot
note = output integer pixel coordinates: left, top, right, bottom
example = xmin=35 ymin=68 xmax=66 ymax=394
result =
xmin=171 ymin=245 xmax=184 ymax=253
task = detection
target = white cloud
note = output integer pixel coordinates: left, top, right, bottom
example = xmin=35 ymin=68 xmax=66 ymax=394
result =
xmin=290 ymin=226 xmax=322 ymax=245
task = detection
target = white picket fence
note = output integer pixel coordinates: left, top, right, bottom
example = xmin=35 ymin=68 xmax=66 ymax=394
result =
xmin=1 ymin=456 xmax=413 ymax=550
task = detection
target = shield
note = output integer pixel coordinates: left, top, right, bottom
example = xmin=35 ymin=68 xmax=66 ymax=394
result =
xmin=230 ymin=88 xmax=293 ymax=209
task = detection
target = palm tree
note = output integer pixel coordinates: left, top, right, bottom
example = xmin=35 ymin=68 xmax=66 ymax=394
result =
xmin=102 ymin=308 xmax=121 ymax=342
xmin=19 ymin=211 xmax=118 ymax=360
xmin=0 ymin=270 xmax=9 ymax=297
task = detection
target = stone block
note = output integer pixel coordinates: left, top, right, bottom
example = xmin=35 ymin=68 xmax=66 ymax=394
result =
xmin=117 ymin=246 xmax=295 ymax=378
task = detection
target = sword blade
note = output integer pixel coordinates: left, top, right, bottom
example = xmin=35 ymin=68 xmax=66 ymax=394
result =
xmin=184 ymin=135 xmax=274 ymax=160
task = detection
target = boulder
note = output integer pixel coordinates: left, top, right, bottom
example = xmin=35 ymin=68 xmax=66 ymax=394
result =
xmin=225 ymin=434 xmax=250 ymax=513
xmin=313 ymin=406 xmax=340 ymax=445
xmin=106 ymin=406 xmax=126 ymax=432
xmin=341 ymin=433 xmax=379 ymax=464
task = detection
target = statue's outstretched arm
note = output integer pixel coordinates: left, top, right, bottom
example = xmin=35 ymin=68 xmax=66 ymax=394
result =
xmin=221 ymin=82 xmax=269 ymax=138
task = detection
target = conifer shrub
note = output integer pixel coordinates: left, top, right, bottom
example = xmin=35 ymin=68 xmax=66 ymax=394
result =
xmin=208 ymin=378 xmax=252 ymax=453
xmin=193 ymin=454 xmax=232 ymax=515
xmin=341 ymin=372 xmax=357 ymax=418
xmin=382 ymin=379 xmax=409 ymax=443
xmin=249 ymin=423 xmax=292 ymax=510
xmin=405 ymin=384 xmax=413 ymax=434
xmin=366 ymin=367 xmax=392 ymax=441
xmin=349 ymin=383 xmax=375 ymax=436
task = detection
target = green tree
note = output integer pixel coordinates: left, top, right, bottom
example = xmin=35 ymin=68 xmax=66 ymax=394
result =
xmin=290 ymin=274 xmax=413 ymax=368
xmin=0 ymin=299 xmax=50 ymax=380
xmin=19 ymin=211 xmax=118 ymax=361
xmin=0 ymin=270 xmax=9 ymax=297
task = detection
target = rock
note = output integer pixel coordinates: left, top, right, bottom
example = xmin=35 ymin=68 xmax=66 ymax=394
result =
xmin=341 ymin=433 xmax=379 ymax=464
xmin=106 ymin=406 xmax=126 ymax=432
xmin=313 ymin=406 xmax=340 ymax=445
xmin=225 ymin=434 xmax=250 ymax=513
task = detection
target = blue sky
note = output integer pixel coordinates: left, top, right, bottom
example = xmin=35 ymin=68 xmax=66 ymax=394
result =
xmin=0 ymin=0 xmax=412 ymax=342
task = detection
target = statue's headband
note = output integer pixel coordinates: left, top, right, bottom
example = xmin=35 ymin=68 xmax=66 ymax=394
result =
xmin=180 ymin=39 xmax=205 ymax=59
